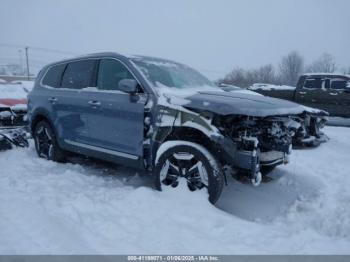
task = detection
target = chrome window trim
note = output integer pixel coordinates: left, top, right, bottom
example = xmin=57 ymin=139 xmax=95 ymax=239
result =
xmin=64 ymin=139 xmax=139 ymax=160
xmin=40 ymin=57 xmax=145 ymax=94
xmin=40 ymin=58 xmax=98 ymax=90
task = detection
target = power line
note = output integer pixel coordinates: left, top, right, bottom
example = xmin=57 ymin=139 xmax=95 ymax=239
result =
xmin=0 ymin=43 xmax=78 ymax=56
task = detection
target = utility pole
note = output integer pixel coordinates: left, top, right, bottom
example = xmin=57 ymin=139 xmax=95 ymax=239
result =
xmin=18 ymin=49 xmax=23 ymax=73
xmin=25 ymin=46 xmax=30 ymax=80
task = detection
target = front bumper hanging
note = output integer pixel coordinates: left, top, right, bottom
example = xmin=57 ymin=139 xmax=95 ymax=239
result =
xmin=0 ymin=127 xmax=30 ymax=151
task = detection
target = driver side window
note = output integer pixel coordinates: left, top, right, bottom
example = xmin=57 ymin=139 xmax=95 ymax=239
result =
xmin=97 ymin=59 xmax=135 ymax=91
xmin=303 ymin=78 xmax=322 ymax=89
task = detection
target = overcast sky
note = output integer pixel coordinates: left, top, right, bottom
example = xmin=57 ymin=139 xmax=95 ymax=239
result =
xmin=1 ymin=0 xmax=349 ymax=79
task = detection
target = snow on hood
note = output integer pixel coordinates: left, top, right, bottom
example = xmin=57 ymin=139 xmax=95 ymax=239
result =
xmin=249 ymin=84 xmax=296 ymax=91
xmin=219 ymin=84 xmax=263 ymax=96
xmin=0 ymin=83 xmax=30 ymax=99
xmin=0 ymin=82 xmax=32 ymax=109
xmin=158 ymin=86 xmax=327 ymax=117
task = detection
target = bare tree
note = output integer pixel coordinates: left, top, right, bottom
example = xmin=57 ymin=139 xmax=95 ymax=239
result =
xmin=220 ymin=64 xmax=278 ymax=87
xmin=306 ymin=53 xmax=337 ymax=73
xmin=278 ymin=51 xmax=304 ymax=86
xmin=255 ymin=64 xmax=276 ymax=84
xmin=221 ymin=67 xmax=248 ymax=87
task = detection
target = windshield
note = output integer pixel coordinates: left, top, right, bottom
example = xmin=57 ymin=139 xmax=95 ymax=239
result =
xmin=131 ymin=57 xmax=215 ymax=89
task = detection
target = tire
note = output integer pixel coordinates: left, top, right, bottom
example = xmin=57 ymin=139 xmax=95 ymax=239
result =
xmin=154 ymin=141 xmax=224 ymax=204
xmin=260 ymin=165 xmax=276 ymax=176
xmin=33 ymin=120 xmax=66 ymax=162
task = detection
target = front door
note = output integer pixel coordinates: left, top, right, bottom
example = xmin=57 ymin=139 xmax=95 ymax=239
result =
xmin=295 ymin=77 xmax=331 ymax=112
xmin=87 ymin=58 xmax=146 ymax=158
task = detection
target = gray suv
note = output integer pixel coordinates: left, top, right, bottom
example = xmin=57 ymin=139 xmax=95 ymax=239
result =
xmin=28 ymin=52 xmax=327 ymax=203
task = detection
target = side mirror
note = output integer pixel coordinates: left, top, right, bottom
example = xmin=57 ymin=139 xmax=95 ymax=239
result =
xmin=118 ymin=79 xmax=138 ymax=94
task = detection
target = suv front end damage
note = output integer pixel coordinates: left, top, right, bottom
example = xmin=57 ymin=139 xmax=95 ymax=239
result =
xmin=153 ymin=100 xmax=298 ymax=186
xmin=212 ymin=115 xmax=297 ymax=185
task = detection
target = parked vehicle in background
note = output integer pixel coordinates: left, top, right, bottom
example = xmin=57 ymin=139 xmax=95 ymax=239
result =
xmin=249 ymin=74 xmax=350 ymax=118
xmin=28 ymin=52 xmax=328 ymax=204
xmin=0 ymin=82 xmax=29 ymax=128
xmin=0 ymin=81 xmax=32 ymax=150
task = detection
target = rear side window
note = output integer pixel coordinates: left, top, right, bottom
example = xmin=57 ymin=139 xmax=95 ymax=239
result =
xmin=42 ymin=64 xmax=66 ymax=88
xmin=330 ymin=78 xmax=348 ymax=90
xmin=61 ymin=60 xmax=96 ymax=89
xmin=97 ymin=59 xmax=135 ymax=91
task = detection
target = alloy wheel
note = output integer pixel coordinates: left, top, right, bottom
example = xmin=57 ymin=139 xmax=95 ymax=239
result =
xmin=159 ymin=152 xmax=209 ymax=191
xmin=35 ymin=126 xmax=53 ymax=159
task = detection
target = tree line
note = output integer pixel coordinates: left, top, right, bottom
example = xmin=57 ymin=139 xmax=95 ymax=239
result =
xmin=219 ymin=51 xmax=350 ymax=88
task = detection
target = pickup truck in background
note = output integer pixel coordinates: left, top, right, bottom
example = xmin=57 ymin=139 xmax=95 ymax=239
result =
xmin=249 ymin=74 xmax=350 ymax=118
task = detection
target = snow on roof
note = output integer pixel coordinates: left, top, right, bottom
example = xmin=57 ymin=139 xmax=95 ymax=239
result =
xmin=302 ymin=73 xmax=350 ymax=78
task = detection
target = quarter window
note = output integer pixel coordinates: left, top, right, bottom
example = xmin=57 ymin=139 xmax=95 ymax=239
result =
xmin=61 ymin=60 xmax=96 ymax=89
xmin=97 ymin=59 xmax=135 ymax=91
xmin=42 ymin=64 xmax=66 ymax=88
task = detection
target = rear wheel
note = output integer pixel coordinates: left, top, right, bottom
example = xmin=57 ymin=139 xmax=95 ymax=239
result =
xmin=155 ymin=141 xmax=224 ymax=204
xmin=33 ymin=121 xmax=66 ymax=162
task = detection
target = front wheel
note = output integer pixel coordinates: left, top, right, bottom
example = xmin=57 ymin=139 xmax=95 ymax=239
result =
xmin=154 ymin=141 xmax=224 ymax=204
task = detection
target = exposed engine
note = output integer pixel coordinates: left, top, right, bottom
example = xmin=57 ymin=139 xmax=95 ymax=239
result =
xmin=214 ymin=115 xmax=300 ymax=153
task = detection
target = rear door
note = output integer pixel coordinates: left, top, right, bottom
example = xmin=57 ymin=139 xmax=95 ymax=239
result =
xmin=295 ymin=77 xmax=330 ymax=111
xmin=87 ymin=58 xmax=146 ymax=158
xmin=328 ymin=77 xmax=350 ymax=117
xmin=53 ymin=59 xmax=97 ymax=145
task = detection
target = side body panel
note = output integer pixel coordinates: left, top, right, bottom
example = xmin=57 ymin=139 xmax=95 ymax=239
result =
xmin=86 ymin=90 xmax=147 ymax=157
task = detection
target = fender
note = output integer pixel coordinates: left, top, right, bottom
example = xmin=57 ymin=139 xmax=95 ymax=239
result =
xmin=30 ymin=107 xmax=55 ymax=133
xmin=149 ymin=104 xmax=226 ymax=170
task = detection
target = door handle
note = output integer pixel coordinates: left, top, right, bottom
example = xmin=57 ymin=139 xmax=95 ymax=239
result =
xmin=329 ymin=93 xmax=338 ymax=96
xmin=88 ymin=100 xmax=101 ymax=106
xmin=48 ymin=97 xmax=58 ymax=103
xmin=298 ymin=91 xmax=306 ymax=95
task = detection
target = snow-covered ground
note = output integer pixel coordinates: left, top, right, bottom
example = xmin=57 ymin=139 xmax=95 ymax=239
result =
xmin=1 ymin=126 xmax=350 ymax=254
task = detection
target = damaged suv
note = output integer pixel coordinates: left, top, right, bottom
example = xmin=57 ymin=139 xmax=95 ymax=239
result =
xmin=28 ymin=53 xmax=327 ymax=203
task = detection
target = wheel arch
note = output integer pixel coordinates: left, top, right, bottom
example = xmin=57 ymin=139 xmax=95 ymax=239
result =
xmin=30 ymin=109 xmax=54 ymax=134
xmin=153 ymin=126 xmax=224 ymax=166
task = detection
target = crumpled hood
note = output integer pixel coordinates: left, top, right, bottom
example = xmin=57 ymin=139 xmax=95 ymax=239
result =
xmin=163 ymin=89 xmax=328 ymax=117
